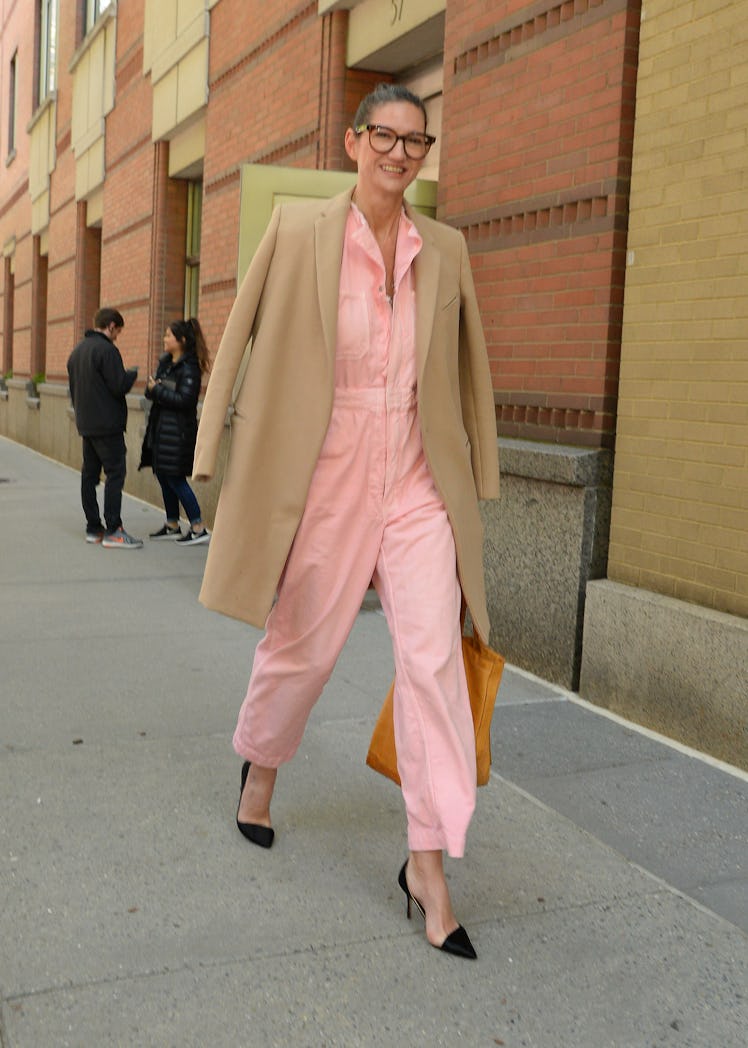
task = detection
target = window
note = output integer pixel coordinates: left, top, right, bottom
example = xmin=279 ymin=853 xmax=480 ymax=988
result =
xmin=8 ymin=51 xmax=17 ymax=157
xmin=184 ymin=182 xmax=202 ymax=317
xmin=85 ymin=0 xmax=114 ymax=34
xmin=39 ymin=0 xmax=59 ymax=103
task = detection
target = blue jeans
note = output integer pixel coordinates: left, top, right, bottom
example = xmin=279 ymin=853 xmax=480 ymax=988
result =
xmin=155 ymin=472 xmax=202 ymax=526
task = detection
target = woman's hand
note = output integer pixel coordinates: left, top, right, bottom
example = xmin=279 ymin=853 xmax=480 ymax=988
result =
xmin=146 ymin=375 xmax=157 ymax=392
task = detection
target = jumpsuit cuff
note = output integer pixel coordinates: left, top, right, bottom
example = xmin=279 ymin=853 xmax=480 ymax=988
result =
xmin=232 ymin=732 xmax=291 ymax=768
xmin=407 ymin=827 xmax=467 ymax=859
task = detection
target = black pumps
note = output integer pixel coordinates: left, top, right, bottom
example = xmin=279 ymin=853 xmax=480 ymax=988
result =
xmin=236 ymin=760 xmax=275 ymax=849
xmin=397 ymin=860 xmax=477 ymax=960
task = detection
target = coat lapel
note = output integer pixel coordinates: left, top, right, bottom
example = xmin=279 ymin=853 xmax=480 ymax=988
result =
xmin=315 ymin=188 xmax=355 ymax=362
xmin=313 ymin=191 xmax=441 ymax=382
xmin=408 ymin=205 xmax=441 ymax=387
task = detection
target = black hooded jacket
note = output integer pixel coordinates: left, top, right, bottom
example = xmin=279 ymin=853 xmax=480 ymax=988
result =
xmin=139 ymin=350 xmax=201 ymax=476
xmin=67 ymin=329 xmax=137 ymax=437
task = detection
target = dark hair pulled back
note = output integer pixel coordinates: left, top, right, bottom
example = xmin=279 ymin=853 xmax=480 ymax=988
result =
xmin=169 ymin=317 xmax=210 ymax=373
xmin=352 ymin=83 xmax=428 ymax=132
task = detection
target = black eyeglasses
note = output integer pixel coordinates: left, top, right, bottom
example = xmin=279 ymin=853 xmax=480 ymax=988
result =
xmin=354 ymin=124 xmax=436 ymax=160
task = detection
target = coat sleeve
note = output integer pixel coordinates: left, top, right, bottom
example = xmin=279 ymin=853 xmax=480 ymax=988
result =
xmin=101 ymin=345 xmax=137 ymax=398
xmin=193 ymin=206 xmax=282 ymax=479
xmin=458 ymin=235 xmax=500 ymax=500
xmin=150 ymin=362 xmax=200 ymax=412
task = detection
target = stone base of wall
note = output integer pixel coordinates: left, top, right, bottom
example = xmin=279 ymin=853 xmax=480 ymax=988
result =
xmin=0 ymin=381 xmax=227 ymax=522
xmin=1 ymin=378 xmax=42 ymax=451
xmin=482 ymin=438 xmax=613 ymax=691
xmin=580 ymin=579 xmax=748 ymax=770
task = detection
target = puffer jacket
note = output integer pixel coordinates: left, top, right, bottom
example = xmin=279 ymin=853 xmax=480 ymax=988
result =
xmin=139 ymin=350 xmax=201 ymax=476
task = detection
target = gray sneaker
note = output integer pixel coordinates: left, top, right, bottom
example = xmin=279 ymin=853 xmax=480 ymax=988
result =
xmin=101 ymin=527 xmax=144 ymax=549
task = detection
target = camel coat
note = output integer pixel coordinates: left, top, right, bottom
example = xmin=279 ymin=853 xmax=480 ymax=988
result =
xmin=193 ymin=187 xmax=500 ymax=642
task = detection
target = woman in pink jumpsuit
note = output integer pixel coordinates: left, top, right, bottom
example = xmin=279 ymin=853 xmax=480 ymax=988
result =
xmin=203 ymin=84 xmax=499 ymax=959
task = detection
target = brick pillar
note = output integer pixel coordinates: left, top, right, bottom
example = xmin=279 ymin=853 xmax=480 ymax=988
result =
xmin=318 ymin=11 xmax=349 ymax=170
xmin=2 ymin=257 xmax=13 ymax=376
xmin=148 ymin=141 xmax=170 ymax=373
xmin=317 ymin=11 xmax=384 ymax=173
xmin=30 ymin=236 xmax=48 ymax=379
xmin=148 ymin=141 xmax=188 ymax=371
xmin=74 ymin=202 xmax=101 ymax=340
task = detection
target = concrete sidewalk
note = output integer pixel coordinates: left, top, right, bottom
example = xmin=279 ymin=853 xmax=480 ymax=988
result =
xmin=1 ymin=434 xmax=746 ymax=1048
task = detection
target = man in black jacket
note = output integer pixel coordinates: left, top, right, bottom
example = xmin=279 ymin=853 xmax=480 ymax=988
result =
xmin=67 ymin=307 xmax=143 ymax=548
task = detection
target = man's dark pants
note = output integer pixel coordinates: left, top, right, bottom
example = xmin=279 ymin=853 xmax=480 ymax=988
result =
xmin=81 ymin=433 xmax=127 ymax=534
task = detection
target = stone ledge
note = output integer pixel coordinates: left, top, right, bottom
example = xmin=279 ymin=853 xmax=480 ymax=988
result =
xmin=498 ymin=436 xmax=613 ymax=487
xmin=483 ymin=438 xmax=614 ymax=689
xmin=38 ymin=382 xmax=71 ymax=399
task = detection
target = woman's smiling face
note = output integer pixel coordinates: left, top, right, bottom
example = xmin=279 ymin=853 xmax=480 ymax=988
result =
xmin=345 ymin=101 xmax=427 ymax=201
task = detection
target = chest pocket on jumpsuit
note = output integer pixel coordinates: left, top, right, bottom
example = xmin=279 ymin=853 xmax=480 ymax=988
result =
xmin=337 ymin=292 xmax=370 ymax=360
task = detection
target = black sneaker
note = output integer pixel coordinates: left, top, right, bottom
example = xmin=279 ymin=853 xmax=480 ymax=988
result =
xmin=150 ymin=523 xmax=182 ymax=540
xmin=176 ymin=528 xmax=210 ymax=546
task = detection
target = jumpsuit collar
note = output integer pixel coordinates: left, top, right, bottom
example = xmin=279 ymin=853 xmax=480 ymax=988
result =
xmin=349 ymin=202 xmax=423 ymax=297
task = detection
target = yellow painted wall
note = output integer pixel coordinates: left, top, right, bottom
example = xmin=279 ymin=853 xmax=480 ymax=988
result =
xmin=610 ymin=0 xmax=748 ymax=617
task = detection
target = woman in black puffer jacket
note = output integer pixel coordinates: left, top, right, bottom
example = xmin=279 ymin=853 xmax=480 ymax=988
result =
xmin=140 ymin=317 xmax=211 ymax=545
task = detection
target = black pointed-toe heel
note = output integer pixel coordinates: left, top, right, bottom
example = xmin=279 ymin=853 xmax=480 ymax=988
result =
xmin=397 ymin=860 xmax=477 ymax=960
xmin=236 ymin=761 xmax=274 ymax=849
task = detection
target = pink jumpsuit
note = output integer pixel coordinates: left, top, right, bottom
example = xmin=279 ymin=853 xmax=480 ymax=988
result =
xmin=233 ymin=205 xmax=477 ymax=857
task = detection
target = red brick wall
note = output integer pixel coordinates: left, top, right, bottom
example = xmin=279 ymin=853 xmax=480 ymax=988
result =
xmin=200 ymin=2 xmax=323 ymax=351
xmin=43 ymin=3 xmax=75 ymax=380
xmin=74 ymin=205 xmax=101 ymax=344
xmin=101 ymin=1 xmax=153 ymax=382
xmin=443 ymin=0 xmax=641 ymax=447
xmin=38 ymin=0 xmax=156 ymax=380
xmin=200 ymin=3 xmax=380 ymax=353
xmin=30 ymin=236 xmax=47 ymax=376
xmin=46 ymin=141 xmax=78 ymax=379
xmin=148 ymin=142 xmax=189 ymax=375
xmin=2 ymin=0 xmax=642 ymax=453
xmin=0 ymin=0 xmax=34 ymax=378
xmin=2 ymin=259 xmax=13 ymax=374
